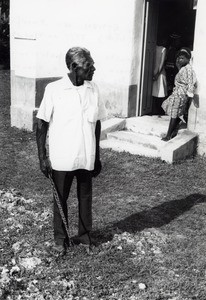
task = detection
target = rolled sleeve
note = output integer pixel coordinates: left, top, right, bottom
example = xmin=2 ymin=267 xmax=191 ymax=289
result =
xmin=98 ymin=97 xmax=107 ymax=121
xmin=94 ymin=84 xmax=107 ymax=121
xmin=36 ymin=85 xmax=54 ymax=122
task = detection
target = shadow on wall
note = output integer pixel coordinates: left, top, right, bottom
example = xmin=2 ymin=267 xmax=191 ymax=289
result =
xmin=93 ymin=193 xmax=206 ymax=244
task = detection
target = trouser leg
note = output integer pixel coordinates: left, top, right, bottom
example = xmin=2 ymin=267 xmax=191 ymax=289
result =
xmin=76 ymin=170 xmax=92 ymax=237
xmin=52 ymin=170 xmax=73 ymax=245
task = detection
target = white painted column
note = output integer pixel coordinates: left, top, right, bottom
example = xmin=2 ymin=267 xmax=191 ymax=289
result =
xmin=188 ymin=0 xmax=206 ymax=155
xmin=10 ymin=0 xmax=37 ymax=130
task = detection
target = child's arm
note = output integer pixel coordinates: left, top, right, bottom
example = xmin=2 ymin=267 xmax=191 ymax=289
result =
xmin=186 ymin=64 xmax=196 ymax=98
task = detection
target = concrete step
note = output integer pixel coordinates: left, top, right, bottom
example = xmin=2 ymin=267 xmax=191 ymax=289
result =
xmin=125 ymin=115 xmax=170 ymax=137
xmin=100 ymin=138 xmax=160 ymax=158
xmin=107 ymin=130 xmax=166 ymax=150
xmin=101 ymin=117 xmax=126 ymax=140
xmin=160 ymin=129 xmax=198 ymax=163
xmin=100 ymin=117 xmax=198 ymax=163
xmin=101 ymin=128 xmax=198 ymax=163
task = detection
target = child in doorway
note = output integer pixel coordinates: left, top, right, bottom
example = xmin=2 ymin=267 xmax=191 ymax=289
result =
xmin=161 ymin=47 xmax=197 ymax=141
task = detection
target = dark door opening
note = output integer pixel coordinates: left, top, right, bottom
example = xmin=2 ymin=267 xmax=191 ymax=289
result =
xmin=152 ymin=0 xmax=197 ymax=115
xmin=158 ymin=0 xmax=196 ymax=50
xmin=139 ymin=0 xmax=197 ymax=116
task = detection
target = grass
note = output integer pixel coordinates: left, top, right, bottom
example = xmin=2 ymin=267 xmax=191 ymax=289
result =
xmin=0 ymin=70 xmax=206 ymax=299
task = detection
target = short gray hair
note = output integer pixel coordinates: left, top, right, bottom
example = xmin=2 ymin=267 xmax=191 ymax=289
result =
xmin=65 ymin=47 xmax=91 ymax=69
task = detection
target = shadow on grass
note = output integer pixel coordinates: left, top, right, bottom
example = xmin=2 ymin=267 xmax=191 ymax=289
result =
xmin=93 ymin=193 xmax=206 ymax=244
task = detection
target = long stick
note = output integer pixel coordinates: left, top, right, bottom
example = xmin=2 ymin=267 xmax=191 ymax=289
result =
xmin=48 ymin=173 xmax=71 ymax=247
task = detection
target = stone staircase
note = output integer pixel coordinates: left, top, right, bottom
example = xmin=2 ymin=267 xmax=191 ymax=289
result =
xmin=100 ymin=116 xmax=198 ymax=163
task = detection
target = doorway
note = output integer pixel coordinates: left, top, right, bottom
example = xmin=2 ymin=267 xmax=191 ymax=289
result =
xmin=138 ymin=0 xmax=197 ymax=116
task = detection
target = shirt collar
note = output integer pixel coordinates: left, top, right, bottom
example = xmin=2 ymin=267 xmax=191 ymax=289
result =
xmin=62 ymin=74 xmax=92 ymax=89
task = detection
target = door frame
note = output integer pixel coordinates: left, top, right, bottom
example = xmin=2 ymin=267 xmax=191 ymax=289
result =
xmin=137 ymin=0 xmax=159 ymax=116
xmin=137 ymin=0 xmax=197 ymax=117
xmin=137 ymin=0 xmax=149 ymax=116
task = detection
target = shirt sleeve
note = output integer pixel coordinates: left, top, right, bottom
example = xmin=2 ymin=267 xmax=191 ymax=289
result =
xmin=95 ymin=84 xmax=107 ymax=121
xmin=98 ymin=97 xmax=107 ymax=121
xmin=36 ymin=84 xmax=54 ymax=122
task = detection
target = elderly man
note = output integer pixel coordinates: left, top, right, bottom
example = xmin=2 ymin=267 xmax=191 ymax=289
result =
xmin=36 ymin=47 xmax=106 ymax=255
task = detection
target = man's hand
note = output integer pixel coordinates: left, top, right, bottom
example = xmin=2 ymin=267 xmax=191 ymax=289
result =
xmin=91 ymin=159 xmax=102 ymax=178
xmin=36 ymin=119 xmax=50 ymax=178
xmin=153 ymin=72 xmax=159 ymax=81
xmin=39 ymin=157 xmax=52 ymax=178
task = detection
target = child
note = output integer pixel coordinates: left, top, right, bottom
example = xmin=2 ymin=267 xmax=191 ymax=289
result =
xmin=161 ymin=47 xmax=197 ymax=141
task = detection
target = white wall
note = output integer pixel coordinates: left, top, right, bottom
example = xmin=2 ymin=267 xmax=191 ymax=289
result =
xmin=189 ymin=0 xmax=206 ymax=155
xmin=10 ymin=0 xmax=144 ymax=118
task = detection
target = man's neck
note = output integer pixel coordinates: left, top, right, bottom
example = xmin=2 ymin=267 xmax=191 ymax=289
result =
xmin=68 ymin=73 xmax=84 ymax=86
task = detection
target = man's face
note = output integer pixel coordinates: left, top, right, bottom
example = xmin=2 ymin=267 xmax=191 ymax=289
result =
xmin=74 ymin=54 xmax=96 ymax=81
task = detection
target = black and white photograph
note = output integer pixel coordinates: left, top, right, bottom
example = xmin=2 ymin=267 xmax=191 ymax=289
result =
xmin=0 ymin=0 xmax=205 ymax=299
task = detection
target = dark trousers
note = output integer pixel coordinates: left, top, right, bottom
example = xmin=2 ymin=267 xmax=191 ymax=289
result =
xmin=52 ymin=169 xmax=92 ymax=245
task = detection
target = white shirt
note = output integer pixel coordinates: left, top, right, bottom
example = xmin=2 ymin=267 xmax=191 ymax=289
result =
xmin=36 ymin=75 xmax=107 ymax=171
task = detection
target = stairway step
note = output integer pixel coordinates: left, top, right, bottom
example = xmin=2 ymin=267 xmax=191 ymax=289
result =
xmin=107 ymin=130 xmax=166 ymax=150
xmin=100 ymin=116 xmax=196 ymax=163
xmin=100 ymin=139 xmax=160 ymax=157
xmin=101 ymin=117 xmax=126 ymax=140
xmin=125 ymin=115 xmax=170 ymax=137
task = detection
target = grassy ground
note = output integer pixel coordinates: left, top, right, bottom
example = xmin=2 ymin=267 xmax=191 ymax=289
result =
xmin=0 ymin=70 xmax=206 ymax=300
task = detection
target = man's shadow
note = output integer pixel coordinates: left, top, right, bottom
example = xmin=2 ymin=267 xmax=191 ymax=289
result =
xmin=93 ymin=193 xmax=206 ymax=244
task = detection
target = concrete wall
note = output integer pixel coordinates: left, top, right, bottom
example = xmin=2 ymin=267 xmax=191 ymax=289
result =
xmin=10 ymin=0 xmax=145 ymax=130
xmin=188 ymin=0 xmax=206 ymax=155
xmin=10 ymin=0 xmax=38 ymax=130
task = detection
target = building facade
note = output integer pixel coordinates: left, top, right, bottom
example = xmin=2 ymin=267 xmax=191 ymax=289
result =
xmin=10 ymin=0 xmax=206 ymax=155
